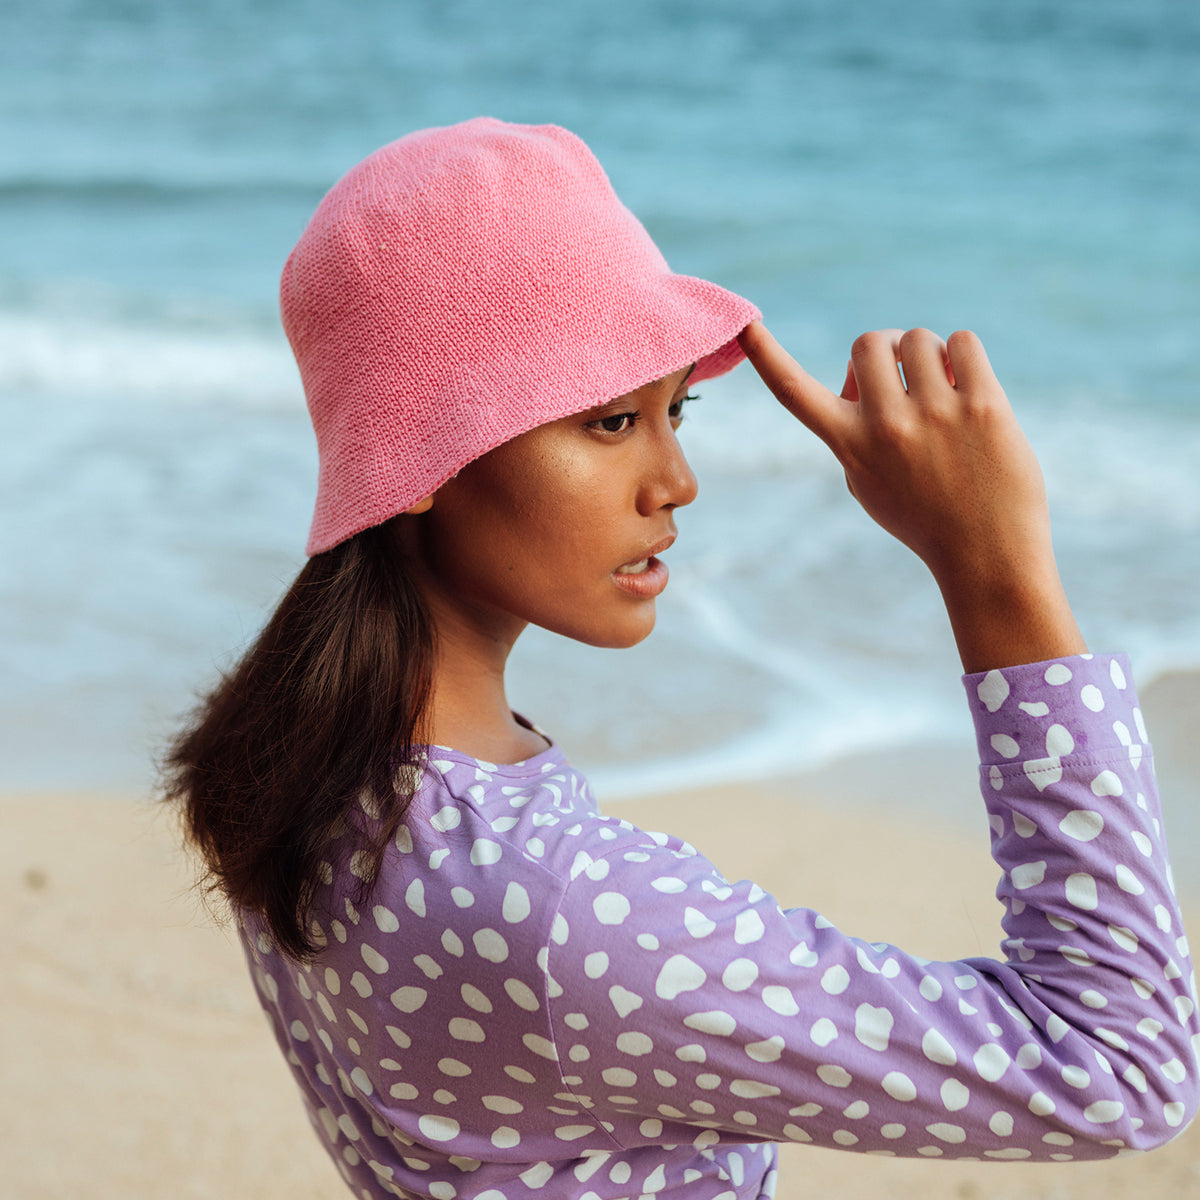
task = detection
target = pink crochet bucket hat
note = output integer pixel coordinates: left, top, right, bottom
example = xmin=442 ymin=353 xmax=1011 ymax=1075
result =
xmin=282 ymin=116 xmax=761 ymax=555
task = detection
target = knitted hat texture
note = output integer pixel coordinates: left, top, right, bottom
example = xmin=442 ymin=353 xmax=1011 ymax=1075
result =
xmin=282 ymin=117 xmax=761 ymax=555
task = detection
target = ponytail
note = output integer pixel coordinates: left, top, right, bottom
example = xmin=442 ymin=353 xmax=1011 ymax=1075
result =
xmin=163 ymin=519 xmax=434 ymax=960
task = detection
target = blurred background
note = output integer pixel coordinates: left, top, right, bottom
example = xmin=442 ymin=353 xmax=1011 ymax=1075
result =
xmin=2 ymin=0 xmax=1197 ymax=800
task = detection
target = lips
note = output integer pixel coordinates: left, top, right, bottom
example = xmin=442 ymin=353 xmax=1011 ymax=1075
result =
xmin=612 ymin=536 xmax=675 ymax=598
xmin=616 ymin=536 xmax=675 ymax=574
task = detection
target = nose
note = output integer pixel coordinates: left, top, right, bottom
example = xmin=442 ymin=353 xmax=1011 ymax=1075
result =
xmin=638 ymin=427 xmax=699 ymax=515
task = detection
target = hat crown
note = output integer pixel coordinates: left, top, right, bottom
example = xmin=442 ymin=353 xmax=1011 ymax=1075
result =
xmin=283 ymin=118 xmax=759 ymax=555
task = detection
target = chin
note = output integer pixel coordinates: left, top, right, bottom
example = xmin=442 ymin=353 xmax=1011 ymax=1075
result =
xmin=552 ymin=609 xmax=657 ymax=651
xmin=599 ymin=629 xmax=654 ymax=650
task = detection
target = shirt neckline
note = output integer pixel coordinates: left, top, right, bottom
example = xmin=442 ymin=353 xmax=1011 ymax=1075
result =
xmin=422 ymin=737 xmax=566 ymax=778
xmin=420 ymin=711 xmax=561 ymax=777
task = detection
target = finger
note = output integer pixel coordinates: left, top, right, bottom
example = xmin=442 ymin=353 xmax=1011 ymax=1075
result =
xmin=945 ymin=329 xmax=996 ymax=391
xmin=737 ymin=321 xmax=852 ymax=447
xmin=848 ymin=329 xmax=905 ymax=405
xmin=898 ymin=327 xmax=954 ymax=396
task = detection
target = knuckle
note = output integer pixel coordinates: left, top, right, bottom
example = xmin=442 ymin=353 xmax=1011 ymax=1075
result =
xmin=901 ymin=326 xmax=936 ymax=347
xmin=869 ymin=409 xmax=913 ymax=448
xmin=962 ymin=390 xmax=1004 ymax=421
xmin=926 ymin=399 xmax=965 ymax=429
xmin=850 ymin=332 xmax=873 ymax=359
xmin=851 ymin=330 xmax=888 ymax=359
xmin=899 ymin=327 xmax=938 ymax=363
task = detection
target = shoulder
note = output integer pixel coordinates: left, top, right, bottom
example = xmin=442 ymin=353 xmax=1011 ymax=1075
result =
xmin=390 ymin=745 xmax=674 ymax=881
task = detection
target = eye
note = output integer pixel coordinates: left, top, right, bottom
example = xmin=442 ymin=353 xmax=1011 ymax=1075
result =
xmin=589 ymin=411 xmax=640 ymax=434
xmin=669 ymin=393 xmax=700 ymax=423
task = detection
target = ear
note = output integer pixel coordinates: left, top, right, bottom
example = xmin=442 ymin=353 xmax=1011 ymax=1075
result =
xmin=403 ymin=495 xmax=434 ymax=515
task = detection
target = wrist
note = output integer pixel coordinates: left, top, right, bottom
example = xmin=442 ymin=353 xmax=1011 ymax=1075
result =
xmin=936 ymin=562 xmax=1087 ymax=674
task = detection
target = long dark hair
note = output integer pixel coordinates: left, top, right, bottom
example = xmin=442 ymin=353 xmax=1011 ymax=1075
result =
xmin=162 ymin=518 xmax=435 ymax=961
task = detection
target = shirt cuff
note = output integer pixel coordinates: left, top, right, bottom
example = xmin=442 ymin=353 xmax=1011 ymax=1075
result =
xmin=961 ymin=653 xmax=1144 ymax=768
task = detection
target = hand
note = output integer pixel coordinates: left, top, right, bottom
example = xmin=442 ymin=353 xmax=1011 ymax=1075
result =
xmin=738 ymin=322 xmax=1038 ymax=581
xmin=737 ymin=321 xmax=1087 ymax=673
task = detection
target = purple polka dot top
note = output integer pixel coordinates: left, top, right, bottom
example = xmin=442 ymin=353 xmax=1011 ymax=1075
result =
xmin=241 ymin=655 xmax=1199 ymax=1199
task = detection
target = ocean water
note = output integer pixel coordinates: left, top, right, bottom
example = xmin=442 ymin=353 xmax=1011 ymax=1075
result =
xmin=2 ymin=0 xmax=1198 ymax=796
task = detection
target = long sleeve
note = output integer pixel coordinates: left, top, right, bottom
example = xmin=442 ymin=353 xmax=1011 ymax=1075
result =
xmin=241 ymin=653 xmax=1198 ymax=1200
xmin=544 ymin=654 xmax=1199 ymax=1162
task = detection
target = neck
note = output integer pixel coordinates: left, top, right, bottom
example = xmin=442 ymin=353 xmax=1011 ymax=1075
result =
xmin=404 ymin=550 xmax=548 ymax=765
xmin=426 ymin=617 xmax=549 ymax=763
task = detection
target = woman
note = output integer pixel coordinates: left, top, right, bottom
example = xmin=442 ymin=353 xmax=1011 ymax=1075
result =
xmin=166 ymin=118 xmax=1198 ymax=1199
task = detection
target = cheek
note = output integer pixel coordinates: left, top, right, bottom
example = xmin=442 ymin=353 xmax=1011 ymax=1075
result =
xmin=489 ymin=433 xmax=615 ymax=527
xmin=423 ymin=433 xmax=635 ymax=633
xmin=428 ymin=488 xmax=587 ymax=608
xmin=455 ymin=458 xmax=608 ymax=573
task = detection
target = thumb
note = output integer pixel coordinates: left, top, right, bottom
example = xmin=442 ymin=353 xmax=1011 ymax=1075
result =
xmin=737 ymin=321 xmax=850 ymax=449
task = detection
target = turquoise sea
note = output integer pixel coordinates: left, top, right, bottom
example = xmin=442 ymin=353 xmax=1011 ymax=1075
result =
xmin=2 ymin=0 xmax=1198 ymax=794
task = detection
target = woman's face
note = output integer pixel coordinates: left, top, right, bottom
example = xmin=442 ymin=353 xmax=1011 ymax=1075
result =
xmin=410 ymin=364 xmax=698 ymax=651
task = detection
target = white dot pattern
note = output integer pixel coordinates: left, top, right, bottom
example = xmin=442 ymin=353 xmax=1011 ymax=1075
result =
xmin=239 ymin=654 xmax=1199 ymax=1198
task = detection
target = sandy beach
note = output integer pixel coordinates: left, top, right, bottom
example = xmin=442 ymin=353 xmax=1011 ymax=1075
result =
xmin=3 ymin=671 xmax=1198 ymax=1199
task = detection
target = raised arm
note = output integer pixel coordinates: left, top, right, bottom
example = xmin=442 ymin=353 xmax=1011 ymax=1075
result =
xmin=537 ymin=330 xmax=1197 ymax=1164
xmin=547 ymin=657 xmax=1199 ymax=1160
